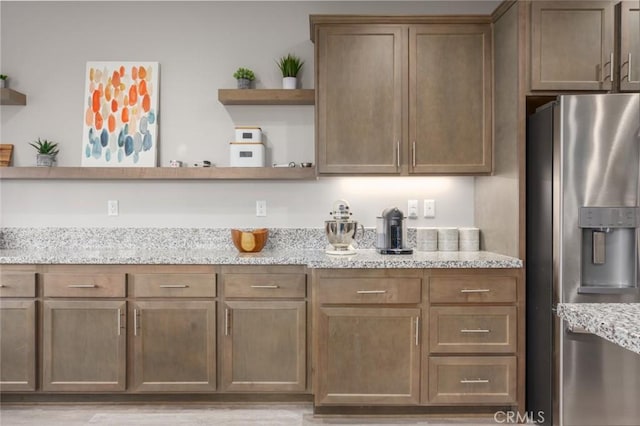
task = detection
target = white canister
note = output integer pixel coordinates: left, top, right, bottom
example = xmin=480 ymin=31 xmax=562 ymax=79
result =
xmin=459 ymin=227 xmax=480 ymax=251
xmin=235 ymin=127 xmax=262 ymax=143
xmin=437 ymin=227 xmax=459 ymax=251
xmin=416 ymin=227 xmax=438 ymax=251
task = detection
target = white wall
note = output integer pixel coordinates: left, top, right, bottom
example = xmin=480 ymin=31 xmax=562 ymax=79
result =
xmin=0 ymin=1 xmax=498 ymax=229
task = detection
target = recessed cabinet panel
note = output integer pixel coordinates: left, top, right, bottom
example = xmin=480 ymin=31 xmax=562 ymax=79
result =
xmin=0 ymin=300 xmax=36 ymax=391
xmin=42 ymin=300 xmax=126 ymax=391
xmin=410 ymin=25 xmax=492 ymax=173
xmin=317 ymin=25 xmax=404 ymax=174
xmin=531 ymin=1 xmax=614 ymax=90
xmin=316 ymin=307 xmax=420 ymax=405
xmin=222 ymin=301 xmax=306 ymax=392
xmin=132 ymin=301 xmax=216 ymax=392
xmin=619 ymin=1 xmax=640 ymax=91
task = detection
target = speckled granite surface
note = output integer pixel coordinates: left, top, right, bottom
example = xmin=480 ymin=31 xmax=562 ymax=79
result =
xmin=0 ymin=227 xmax=522 ymax=268
xmin=557 ymin=303 xmax=640 ymax=355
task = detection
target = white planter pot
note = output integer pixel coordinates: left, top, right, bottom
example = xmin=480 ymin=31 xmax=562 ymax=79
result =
xmin=0 ymin=80 xmax=5 ymax=89
xmin=282 ymin=77 xmax=297 ymax=90
xmin=36 ymin=154 xmax=57 ymax=167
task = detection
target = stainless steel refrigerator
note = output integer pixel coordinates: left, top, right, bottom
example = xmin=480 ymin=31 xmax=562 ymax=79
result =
xmin=526 ymin=94 xmax=640 ymax=426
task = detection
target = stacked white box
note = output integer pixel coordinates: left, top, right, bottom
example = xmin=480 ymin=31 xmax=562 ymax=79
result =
xmin=437 ymin=227 xmax=459 ymax=251
xmin=235 ymin=126 xmax=262 ymax=143
xmin=416 ymin=227 xmax=438 ymax=251
xmin=459 ymin=227 xmax=480 ymax=251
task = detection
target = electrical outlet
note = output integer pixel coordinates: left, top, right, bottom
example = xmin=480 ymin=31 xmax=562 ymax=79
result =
xmin=256 ymin=200 xmax=267 ymax=217
xmin=408 ymin=200 xmax=418 ymax=219
xmin=107 ymin=200 xmax=119 ymax=216
xmin=424 ymin=199 xmax=435 ymax=218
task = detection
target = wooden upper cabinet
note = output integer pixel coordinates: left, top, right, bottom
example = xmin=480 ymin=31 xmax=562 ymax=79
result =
xmin=410 ymin=24 xmax=492 ymax=173
xmin=619 ymin=1 xmax=640 ymax=92
xmin=316 ymin=25 xmax=405 ymax=174
xmin=313 ymin=17 xmax=493 ymax=175
xmin=531 ymin=1 xmax=615 ymax=91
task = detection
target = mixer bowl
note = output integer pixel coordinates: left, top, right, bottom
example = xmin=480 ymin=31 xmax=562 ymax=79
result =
xmin=325 ymin=220 xmax=360 ymax=250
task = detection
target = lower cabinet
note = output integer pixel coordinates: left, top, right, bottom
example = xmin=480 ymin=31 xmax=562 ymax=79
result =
xmin=42 ymin=300 xmax=127 ymax=392
xmin=313 ymin=269 xmax=423 ymax=405
xmin=220 ymin=266 xmax=308 ymax=392
xmin=131 ymin=301 xmax=217 ymax=392
xmin=222 ymin=300 xmax=306 ymax=392
xmin=315 ymin=306 xmax=421 ymax=405
xmin=0 ymin=300 xmax=36 ymax=391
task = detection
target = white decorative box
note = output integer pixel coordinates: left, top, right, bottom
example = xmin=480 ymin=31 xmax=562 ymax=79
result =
xmin=229 ymin=142 xmax=265 ymax=167
xmin=235 ymin=126 xmax=262 ymax=143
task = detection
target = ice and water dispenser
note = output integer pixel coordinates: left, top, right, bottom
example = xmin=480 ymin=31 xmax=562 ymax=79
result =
xmin=579 ymin=207 xmax=639 ymax=292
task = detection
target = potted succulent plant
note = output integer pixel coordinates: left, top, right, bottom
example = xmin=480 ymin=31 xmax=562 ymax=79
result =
xmin=29 ymin=138 xmax=59 ymax=167
xmin=233 ymin=67 xmax=255 ymax=89
xmin=276 ymin=54 xmax=304 ymax=89
xmin=0 ymin=75 xmax=7 ymax=89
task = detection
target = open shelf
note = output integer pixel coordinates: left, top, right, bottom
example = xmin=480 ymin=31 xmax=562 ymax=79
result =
xmin=0 ymin=88 xmax=27 ymax=105
xmin=218 ymin=89 xmax=315 ymax=105
xmin=0 ymin=166 xmax=317 ymax=180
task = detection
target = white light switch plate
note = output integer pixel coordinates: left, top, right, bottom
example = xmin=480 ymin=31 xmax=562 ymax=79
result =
xmin=256 ymin=200 xmax=267 ymax=217
xmin=107 ymin=200 xmax=119 ymax=216
xmin=408 ymin=200 xmax=418 ymax=219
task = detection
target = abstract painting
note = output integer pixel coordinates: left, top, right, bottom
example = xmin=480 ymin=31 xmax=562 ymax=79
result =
xmin=81 ymin=61 xmax=159 ymax=167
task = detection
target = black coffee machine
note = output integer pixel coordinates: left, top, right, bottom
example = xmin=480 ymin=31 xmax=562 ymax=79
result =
xmin=376 ymin=207 xmax=413 ymax=254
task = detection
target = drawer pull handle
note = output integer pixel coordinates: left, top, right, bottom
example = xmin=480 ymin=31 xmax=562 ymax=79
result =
xmin=460 ymin=329 xmax=490 ymax=333
xmin=250 ymin=285 xmax=279 ymax=289
xmin=356 ymin=290 xmax=387 ymax=294
xmin=159 ymin=284 xmax=188 ymax=288
xmin=460 ymin=289 xmax=490 ymax=293
xmin=460 ymin=378 xmax=489 ymax=384
xmin=67 ymin=284 xmax=97 ymax=288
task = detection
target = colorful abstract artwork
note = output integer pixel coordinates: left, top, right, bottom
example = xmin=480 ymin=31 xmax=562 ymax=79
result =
xmin=81 ymin=62 xmax=159 ymax=167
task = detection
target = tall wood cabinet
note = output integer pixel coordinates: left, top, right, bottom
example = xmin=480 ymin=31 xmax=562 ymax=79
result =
xmin=129 ymin=273 xmax=217 ymax=392
xmin=220 ymin=266 xmax=308 ymax=392
xmin=0 ymin=271 xmax=37 ymax=391
xmin=530 ymin=1 xmax=639 ymax=92
xmin=312 ymin=16 xmax=493 ymax=175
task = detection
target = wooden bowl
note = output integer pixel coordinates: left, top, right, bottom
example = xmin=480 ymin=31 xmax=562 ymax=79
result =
xmin=231 ymin=228 xmax=269 ymax=253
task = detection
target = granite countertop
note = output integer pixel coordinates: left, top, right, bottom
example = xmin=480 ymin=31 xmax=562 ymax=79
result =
xmin=557 ymin=303 xmax=640 ymax=355
xmin=0 ymin=248 xmax=522 ymax=269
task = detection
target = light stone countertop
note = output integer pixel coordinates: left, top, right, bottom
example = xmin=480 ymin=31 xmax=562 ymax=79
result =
xmin=556 ymin=303 xmax=640 ymax=355
xmin=0 ymin=248 xmax=522 ymax=269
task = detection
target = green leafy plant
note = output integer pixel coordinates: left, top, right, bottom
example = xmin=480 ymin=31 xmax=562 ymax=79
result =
xmin=29 ymin=138 xmax=59 ymax=156
xmin=0 ymin=75 xmax=7 ymax=81
xmin=233 ymin=67 xmax=255 ymax=81
xmin=276 ymin=54 xmax=304 ymax=78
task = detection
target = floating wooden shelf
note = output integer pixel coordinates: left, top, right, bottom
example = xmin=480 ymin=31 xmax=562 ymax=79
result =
xmin=0 ymin=88 xmax=27 ymax=105
xmin=218 ymin=89 xmax=315 ymax=105
xmin=0 ymin=166 xmax=317 ymax=180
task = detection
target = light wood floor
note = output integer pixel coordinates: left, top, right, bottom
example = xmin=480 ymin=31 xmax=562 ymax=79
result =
xmin=0 ymin=403 xmax=500 ymax=425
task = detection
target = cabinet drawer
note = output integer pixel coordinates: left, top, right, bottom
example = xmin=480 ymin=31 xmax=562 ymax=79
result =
xmin=318 ymin=278 xmax=421 ymax=304
xmin=43 ymin=274 xmax=125 ymax=298
xmin=430 ymin=306 xmax=516 ymax=353
xmin=0 ymin=273 xmax=36 ymax=298
xmin=429 ymin=275 xmax=516 ymax=304
xmin=428 ymin=356 xmax=516 ymax=404
xmin=223 ymin=274 xmax=305 ymax=298
xmin=130 ymin=274 xmax=216 ymax=298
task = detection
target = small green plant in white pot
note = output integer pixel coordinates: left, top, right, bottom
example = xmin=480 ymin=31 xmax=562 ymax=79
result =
xmin=233 ymin=67 xmax=255 ymax=89
xmin=29 ymin=138 xmax=59 ymax=167
xmin=0 ymin=75 xmax=7 ymax=89
xmin=276 ymin=54 xmax=304 ymax=89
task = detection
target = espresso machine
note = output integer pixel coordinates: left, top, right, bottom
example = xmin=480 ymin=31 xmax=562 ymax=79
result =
xmin=376 ymin=207 xmax=413 ymax=254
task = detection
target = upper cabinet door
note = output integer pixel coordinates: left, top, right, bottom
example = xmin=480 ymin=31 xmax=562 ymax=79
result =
xmin=316 ymin=25 xmax=406 ymax=174
xmin=619 ymin=1 xmax=640 ymax=92
xmin=409 ymin=24 xmax=492 ymax=174
xmin=531 ymin=1 xmax=615 ymax=91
